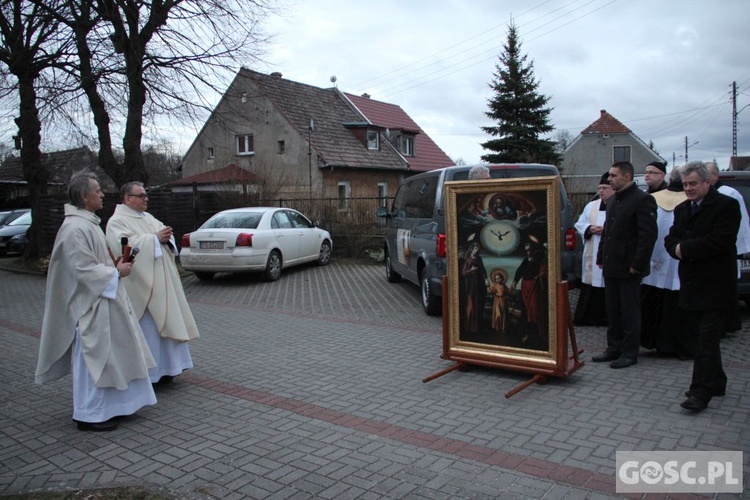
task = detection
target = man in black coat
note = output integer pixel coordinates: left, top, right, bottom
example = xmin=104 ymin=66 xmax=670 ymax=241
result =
xmin=593 ymin=161 xmax=658 ymax=368
xmin=665 ymin=161 xmax=740 ymax=412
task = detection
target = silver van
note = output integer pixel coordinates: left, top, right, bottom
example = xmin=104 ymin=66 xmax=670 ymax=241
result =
xmin=376 ymin=163 xmax=578 ymax=315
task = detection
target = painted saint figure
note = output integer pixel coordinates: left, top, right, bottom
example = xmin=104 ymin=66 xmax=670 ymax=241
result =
xmin=510 ymin=240 xmax=548 ymax=342
xmin=488 ymin=270 xmax=509 ymax=333
xmin=462 ymin=242 xmax=488 ymax=334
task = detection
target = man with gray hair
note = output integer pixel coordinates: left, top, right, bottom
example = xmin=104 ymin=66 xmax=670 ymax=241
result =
xmin=36 ymin=172 xmax=156 ymax=431
xmin=665 ymin=161 xmax=740 ymax=412
xmin=468 ymin=165 xmax=491 ymax=180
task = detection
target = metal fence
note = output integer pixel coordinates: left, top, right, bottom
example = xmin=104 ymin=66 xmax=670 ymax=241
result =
xmin=35 ymin=191 xmax=391 ymax=257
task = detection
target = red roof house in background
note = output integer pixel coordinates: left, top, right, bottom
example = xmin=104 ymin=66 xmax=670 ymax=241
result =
xmin=344 ymin=93 xmax=453 ymax=172
xmin=179 ymin=68 xmax=454 ymax=202
xmin=561 ymin=109 xmax=664 ymax=195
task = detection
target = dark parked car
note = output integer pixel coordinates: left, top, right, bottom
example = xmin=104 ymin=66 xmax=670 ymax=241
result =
xmin=0 ymin=208 xmax=30 ymax=227
xmin=376 ymin=163 xmax=577 ymax=315
xmin=0 ymin=211 xmax=31 ymax=255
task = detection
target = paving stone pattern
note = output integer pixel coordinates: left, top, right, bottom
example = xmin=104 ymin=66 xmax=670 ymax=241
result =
xmin=0 ymin=262 xmax=748 ymax=499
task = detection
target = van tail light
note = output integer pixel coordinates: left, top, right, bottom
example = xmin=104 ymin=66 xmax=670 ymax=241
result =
xmin=235 ymin=233 xmax=253 ymax=247
xmin=565 ymin=228 xmax=576 ymax=251
xmin=436 ymin=233 xmax=446 ymax=257
xmin=181 ymin=233 xmax=191 ymax=248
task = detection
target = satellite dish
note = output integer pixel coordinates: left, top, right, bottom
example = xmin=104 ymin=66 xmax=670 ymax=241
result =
xmin=330 ymin=75 xmax=337 ymax=83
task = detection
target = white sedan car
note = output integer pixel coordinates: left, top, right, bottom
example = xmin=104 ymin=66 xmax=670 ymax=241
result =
xmin=180 ymin=207 xmax=332 ymax=281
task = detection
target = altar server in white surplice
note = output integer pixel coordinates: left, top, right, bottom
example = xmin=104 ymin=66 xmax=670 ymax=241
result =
xmin=706 ymin=161 xmax=749 ymax=333
xmin=573 ymin=172 xmax=613 ymax=326
xmin=35 ymin=171 xmax=156 ymax=432
xmin=106 ymin=181 xmax=199 ymax=385
xmin=640 ymin=167 xmax=696 ymax=359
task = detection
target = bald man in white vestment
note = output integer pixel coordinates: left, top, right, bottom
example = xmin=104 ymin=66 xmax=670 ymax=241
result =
xmin=106 ymin=181 xmax=199 ymax=385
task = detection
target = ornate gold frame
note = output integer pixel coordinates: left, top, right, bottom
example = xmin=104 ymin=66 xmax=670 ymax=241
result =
xmin=443 ymin=176 xmax=564 ymax=374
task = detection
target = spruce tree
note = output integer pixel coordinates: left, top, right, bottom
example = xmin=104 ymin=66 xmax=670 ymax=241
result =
xmin=481 ymin=22 xmax=561 ymax=166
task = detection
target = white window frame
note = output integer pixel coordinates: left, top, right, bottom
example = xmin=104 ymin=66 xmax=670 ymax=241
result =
xmin=367 ymin=130 xmax=379 ymax=150
xmin=237 ymin=134 xmax=254 ymax=156
xmin=377 ymin=181 xmax=388 ymax=208
xmin=399 ymin=135 xmax=414 ymax=156
xmin=337 ymin=181 xmax=351 ymax=211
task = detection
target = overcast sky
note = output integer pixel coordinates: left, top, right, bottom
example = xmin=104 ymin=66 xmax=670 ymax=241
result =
xmin=257 ymin=0 xmax=750 ymax=171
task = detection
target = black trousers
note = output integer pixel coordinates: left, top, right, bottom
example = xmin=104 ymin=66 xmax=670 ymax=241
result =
xmin=689 ymin=309 xmax=728 ymax=401
xmin=604 ymin=276 xmax=641 ymax=359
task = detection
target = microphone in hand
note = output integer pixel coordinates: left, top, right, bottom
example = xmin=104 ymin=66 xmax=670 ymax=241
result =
xmin=128 ymin=247 xmax=140 ymax=263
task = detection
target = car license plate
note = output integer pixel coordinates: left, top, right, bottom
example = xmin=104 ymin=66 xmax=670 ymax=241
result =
xmin=199 ymin=241 xmax=224 ymax=250
xmin=740 ymin=260 xmax=750 ymax=271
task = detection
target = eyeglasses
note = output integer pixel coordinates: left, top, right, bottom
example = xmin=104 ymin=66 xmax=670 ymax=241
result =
xmin=127 ymin=193 xmax=149 ymax=199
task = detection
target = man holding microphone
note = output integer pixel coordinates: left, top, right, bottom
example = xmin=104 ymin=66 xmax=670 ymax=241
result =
xmin=106 ymin=181 xmax=199 ymax=386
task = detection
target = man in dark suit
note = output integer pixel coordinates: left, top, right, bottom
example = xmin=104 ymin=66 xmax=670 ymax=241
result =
xmin=593 ymin=161 xmax=658 ymax=368
xmin=665 ymin=161 xmax=740 ymax=412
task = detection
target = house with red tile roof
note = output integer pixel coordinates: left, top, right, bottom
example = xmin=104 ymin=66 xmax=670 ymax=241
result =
xmin=167 ymin=163 xmax=262 ymax=193
xmin=180 ymin=68 xmax=453 ymax=204
xmin=561 ymin=109 xmax=664 ymax=194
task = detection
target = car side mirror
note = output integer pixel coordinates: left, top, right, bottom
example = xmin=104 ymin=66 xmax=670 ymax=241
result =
xmin=376 ymin=206 xmax=389 ymax=218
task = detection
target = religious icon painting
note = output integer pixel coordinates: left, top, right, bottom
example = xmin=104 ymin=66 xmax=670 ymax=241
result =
xmin=443 ymin=176 xmax=566 ymax=375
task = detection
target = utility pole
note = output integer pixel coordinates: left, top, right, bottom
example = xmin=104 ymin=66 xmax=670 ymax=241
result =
xmin=684 ymin=136 xmax=698 ymax=164
xmin=733 ymin=81 xmax=737 ymax=157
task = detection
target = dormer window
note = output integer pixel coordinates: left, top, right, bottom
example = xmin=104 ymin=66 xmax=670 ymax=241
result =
xmin=367 ymin=130 xmax=379 ymax=150
xmin=399 ymin=135 xmax=414 ymax=156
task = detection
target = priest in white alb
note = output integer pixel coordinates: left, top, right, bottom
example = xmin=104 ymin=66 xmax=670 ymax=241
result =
xmin=573 ymin=172 xmax=613 ymax=326
xmin=106 ymin=181 xmax=199 ymax=385
xmin=35 ymin=171 xmax=156 ymax=432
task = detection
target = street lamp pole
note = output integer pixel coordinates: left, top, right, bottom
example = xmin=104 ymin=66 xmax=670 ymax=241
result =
xmin=684 ymin=136 xmax=698 ymax=164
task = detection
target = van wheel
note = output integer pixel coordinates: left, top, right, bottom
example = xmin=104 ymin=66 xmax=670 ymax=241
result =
xmin=385 ymin=250 xmax=401 ymax=283
xmin=421 ymin=273 xmax=441 ymax=316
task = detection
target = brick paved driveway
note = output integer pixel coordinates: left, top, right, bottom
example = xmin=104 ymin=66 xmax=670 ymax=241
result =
xmin=0 ymin=261 xmax=748 ymax=498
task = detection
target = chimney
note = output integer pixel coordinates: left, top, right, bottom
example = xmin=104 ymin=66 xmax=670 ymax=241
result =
xmin=270 ymin=72 xmax=283 ymax=78
xmin=361 ymin=93 xmax=370 ymax=99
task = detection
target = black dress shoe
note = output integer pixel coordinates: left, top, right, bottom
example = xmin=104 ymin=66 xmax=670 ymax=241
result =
xmin=685 ymin=389 xmax=725 ymax=398
xmin=680 ymin=396 xmax=708 ymax=412
xmin=610 ymin=357 xmax=637 ymax=369
xmin=592 ymin=350 xmax=620 ymax=362
xmin=74 ymin=419 xmax=118 ymax=432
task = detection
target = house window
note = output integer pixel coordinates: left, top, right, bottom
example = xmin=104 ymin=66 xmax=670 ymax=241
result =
xmin=367 ymin=130 xmax=379 ymax=150
xmin=277 ymin=140 xmax=285 ymax=154
xmin=236 ymin=134 xmax=254 ymax=155
xmin=337 ymin=181 xmax=351 ymax=211
xmin=399 ymin=136 xmax=414 ymax=156
xmin=613 ymin=145 xmax=631 ymax=162
xmin=207 ymin=147 xmax=214 ymax=159
xmin=377 ymin=182 xmax=388 ymax=208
